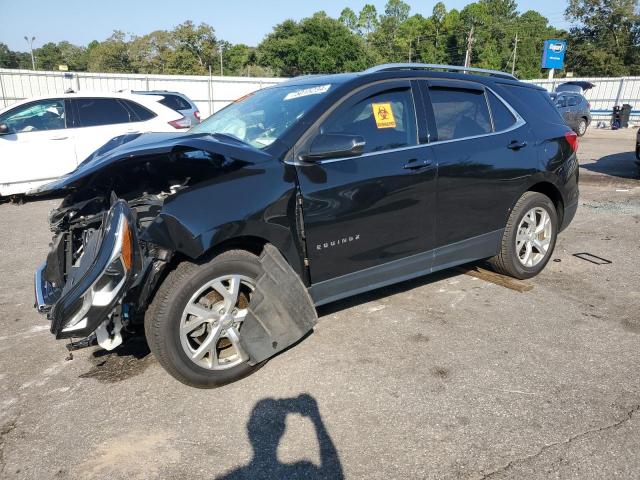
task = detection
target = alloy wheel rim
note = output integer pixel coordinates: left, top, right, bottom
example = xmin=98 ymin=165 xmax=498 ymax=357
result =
xmin=579 ymin=121 xmax=586 ymax=135
xmin=515 ymin=207 xmax=552 ymax=268
xmin=179 ymin=274 xmax=254 ymax=370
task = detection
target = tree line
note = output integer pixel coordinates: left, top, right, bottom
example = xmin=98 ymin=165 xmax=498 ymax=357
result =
xmin=1 ymin=0 xmax=638 ymax=79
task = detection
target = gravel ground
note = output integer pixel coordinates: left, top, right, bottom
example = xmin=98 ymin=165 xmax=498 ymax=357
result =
xmin=0 ymin=127 xmax=639 ymax=480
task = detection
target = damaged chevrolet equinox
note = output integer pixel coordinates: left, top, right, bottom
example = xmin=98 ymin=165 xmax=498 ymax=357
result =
xmin=33 ymin=64 xmax=579 ymax=388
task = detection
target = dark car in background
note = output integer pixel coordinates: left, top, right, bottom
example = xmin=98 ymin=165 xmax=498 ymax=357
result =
xmin=33 ymin=63 xmax=579 ymax=388
xmin=551 ymin=91 xmax=592 ymax=136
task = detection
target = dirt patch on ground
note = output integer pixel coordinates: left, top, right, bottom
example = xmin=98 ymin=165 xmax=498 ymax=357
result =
xmin=77 ymin=431 xmax=180 ymax=480
xmin=79 ymin=336 xmax=154 ymax=383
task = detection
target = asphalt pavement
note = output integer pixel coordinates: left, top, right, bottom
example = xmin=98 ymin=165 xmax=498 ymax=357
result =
xmin=0 ymin=127 xmax=639 ymax=480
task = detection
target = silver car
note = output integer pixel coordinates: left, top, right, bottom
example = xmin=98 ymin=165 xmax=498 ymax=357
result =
xmin=131 ymin=90 xmax=201 ymax=125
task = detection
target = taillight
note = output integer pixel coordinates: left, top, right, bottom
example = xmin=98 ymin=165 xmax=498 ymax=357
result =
xmin=168 ymin=116 xmax=192 ymax=129
xmin=194 ymin=110 xmax=200 ymax=121
xmin=565 ymin=131 xmax=578 ymax=152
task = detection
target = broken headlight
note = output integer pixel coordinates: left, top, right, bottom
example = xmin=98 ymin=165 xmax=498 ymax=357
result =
xmin=49 ymin=200 xmax=140 ymax=339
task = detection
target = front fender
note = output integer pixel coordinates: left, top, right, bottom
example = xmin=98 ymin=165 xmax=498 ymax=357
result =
xmin=140 ymin=161 xmax=305 ymax=277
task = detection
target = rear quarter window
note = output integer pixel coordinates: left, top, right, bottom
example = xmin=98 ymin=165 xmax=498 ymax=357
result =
xmin=159 ymin=95 xmax=192 ymax=111
xmin=487 ymin=91 xmax=517 ymax=131
xmin=495 ymin=84 xmax=564 ymax=125
xmin=122 ymin=100 xmax=157 ymax=121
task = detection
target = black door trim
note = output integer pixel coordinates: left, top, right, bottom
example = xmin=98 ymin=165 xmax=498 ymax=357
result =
xmin=309 ymin=228 xmax=503 ymax=306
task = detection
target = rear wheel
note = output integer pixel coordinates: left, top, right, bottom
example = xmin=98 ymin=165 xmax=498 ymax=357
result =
xmin=576 ymin=118 xmax=588 ymax=136
xmin=145 ymin=250 xmax=263 ymax=388
xmin=489 ymin=192 xmax=558 ymax=279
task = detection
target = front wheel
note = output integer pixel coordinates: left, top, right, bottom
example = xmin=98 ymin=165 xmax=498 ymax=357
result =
xmin=145 ymin=250 xmax=264 ymax=388
xmin=489 ymin=192 xmax=558 ymax=279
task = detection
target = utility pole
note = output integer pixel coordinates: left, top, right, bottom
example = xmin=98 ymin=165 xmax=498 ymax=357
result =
xmin=24 ymin=36 xmax=36 ymax=70
xmin=511 ymin=32 xmax=518 ymax=76
xmin=219 ymin=47 xmax=224 ymax=76
xmin=464 ymin=25 xmax=474 ymax=68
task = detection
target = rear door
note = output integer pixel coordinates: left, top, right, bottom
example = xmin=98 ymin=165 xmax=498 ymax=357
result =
xmin=565 ymin=95 xmax=580 ymax=128
xmin=295 ymin=80 xmax=437 ymax=285
xmin=0 ymin=98 xmax=76 ymax=191
xmin=422 ymin=80 xmax=536 ymax=257
xmin=70 ymin=98 xmax=144 ymax=162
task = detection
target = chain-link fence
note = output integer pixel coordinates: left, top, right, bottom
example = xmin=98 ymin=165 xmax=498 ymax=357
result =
xmin=0 ymin=68 xmax=287 ymax=118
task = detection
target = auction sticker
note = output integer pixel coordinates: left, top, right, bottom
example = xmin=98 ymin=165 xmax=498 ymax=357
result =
xmin=284 ymin=84 xmax=331 ymax=101
xmin=372 ymin=102 xmax=396 ymax=129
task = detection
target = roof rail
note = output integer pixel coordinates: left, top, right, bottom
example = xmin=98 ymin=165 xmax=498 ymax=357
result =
xmin=363 ymin=63 xmax=518 ymax=81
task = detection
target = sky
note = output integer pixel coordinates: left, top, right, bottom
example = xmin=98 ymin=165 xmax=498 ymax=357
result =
xmin=0 ymin=0 xmax=572 ymax=51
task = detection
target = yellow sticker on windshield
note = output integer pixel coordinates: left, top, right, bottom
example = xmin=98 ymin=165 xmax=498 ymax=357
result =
xmin=372 ymin=102 xmax=396 ymax=129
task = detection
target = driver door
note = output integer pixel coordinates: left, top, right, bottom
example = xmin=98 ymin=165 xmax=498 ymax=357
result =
xmin=0 ymin=99 xmax=76 ymax=194
xmin=294 ymin=80 xmax=437 ymax=302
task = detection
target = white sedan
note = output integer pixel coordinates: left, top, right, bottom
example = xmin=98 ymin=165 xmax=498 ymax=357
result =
xmin=0 ymin=92 xmax=192 ymax=196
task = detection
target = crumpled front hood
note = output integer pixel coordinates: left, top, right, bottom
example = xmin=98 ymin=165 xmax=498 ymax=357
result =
xmin=29 ymin=131 xmax=272 ymax=195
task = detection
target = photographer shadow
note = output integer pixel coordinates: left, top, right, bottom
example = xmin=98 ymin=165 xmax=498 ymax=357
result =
xmin=216 ymin=394 xmax=344 ymax=480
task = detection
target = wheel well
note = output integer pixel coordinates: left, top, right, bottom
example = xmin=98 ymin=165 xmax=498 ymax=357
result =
xmin=140 ymin=236 xmax=270 ymax=317
xmin=527 ymin=182 xmax=564 ymax=224
xmin=207 ymin=235 xmax=269 ymax=258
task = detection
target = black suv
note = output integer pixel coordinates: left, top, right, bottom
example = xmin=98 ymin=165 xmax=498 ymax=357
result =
xmin=33 ymin=63 xmax=579 ymax=388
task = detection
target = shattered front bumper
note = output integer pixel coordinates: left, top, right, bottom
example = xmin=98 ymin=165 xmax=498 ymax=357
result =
xmin=34 ymin=200 xmax=141 ymax=339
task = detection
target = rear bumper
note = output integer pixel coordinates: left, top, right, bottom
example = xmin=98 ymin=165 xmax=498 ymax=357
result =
xmin=560 ymin=200 xmax=578 ymax=232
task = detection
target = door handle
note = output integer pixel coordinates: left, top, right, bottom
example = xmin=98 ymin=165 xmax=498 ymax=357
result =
xmin=50 ymin=136 xmax=68 ymax=140
xmin=403 ymin=159 xmax=432 ymax=170
xmin=507 ymin=140 xmax=527 ymax=150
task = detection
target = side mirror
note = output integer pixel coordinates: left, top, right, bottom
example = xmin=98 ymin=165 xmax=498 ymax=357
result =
xmin=0 ymin=123 xmax=9 ymax=135
xmin=300 ymin=134 xmax=366 ymax=162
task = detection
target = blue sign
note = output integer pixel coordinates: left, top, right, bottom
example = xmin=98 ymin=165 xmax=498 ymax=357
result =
xmin=541 ymin=40 xmax=566 ymax=69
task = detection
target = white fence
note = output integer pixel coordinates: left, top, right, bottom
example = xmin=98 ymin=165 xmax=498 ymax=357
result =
xmin=0 ymin=68 xmax=287 ymax=118
xmin=1 ymin=68 xmax=639 ymax=125
xmin=527 ymin=76 xmax=640 ymax=125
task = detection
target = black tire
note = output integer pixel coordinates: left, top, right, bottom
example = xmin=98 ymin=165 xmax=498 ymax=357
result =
xmin=145 ymin=249 xmax=264 ymax=388
xmin=576 ymin=118 xmax=588 ymax=136
xmin=489 ymin=192 xmax=558 ymax=280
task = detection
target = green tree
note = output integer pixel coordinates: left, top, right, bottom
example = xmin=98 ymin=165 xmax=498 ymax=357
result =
xmin=257 ymin=12 xmax=374 ymax=76
xmin=564 ymin=0 xmax=639 ymax=75
xmin=172 ymin=21 xmax=219 ymax=74
xmin=35 ymin=42 xmax=63 ymax=70
xmin=58 ymin=41 xmax=89 ymax=71
xmin=339 ymin=7 xmax=360 ymax=33
xmin=358 ymin=4 xmax=379 ymax=38
xmin=87 ymin=31 xmax=131 ymax=72
xmin=0 ymin=43 xmax=20 ymax=68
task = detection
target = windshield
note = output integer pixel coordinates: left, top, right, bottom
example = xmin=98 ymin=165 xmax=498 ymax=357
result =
xmin=190 ymin=84 xmax=332 ymax=148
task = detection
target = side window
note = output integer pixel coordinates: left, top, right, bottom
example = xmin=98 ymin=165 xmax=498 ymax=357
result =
xmin=487 ymin=91 xmax=517 ymax=132
xmin=429 ymin=87 xmax=491 ymax=141
xmin=75 ymin=98 xmax=132 ymax=127
xmin=320 ymin=87 xmax=417 ymax=153
xmin=159 ymin=95 xmax=191 ymax=111
xmin=121 ymin=100 xmax=157 ymax=121
xmin=567 ymin=96 xmax=578 ymax=107
xmin=0 ymin=100 xmax=66 ymax=133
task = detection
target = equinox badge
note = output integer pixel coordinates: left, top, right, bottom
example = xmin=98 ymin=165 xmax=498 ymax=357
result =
xmin=316 ymin=234 xmax=360 ymax=251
